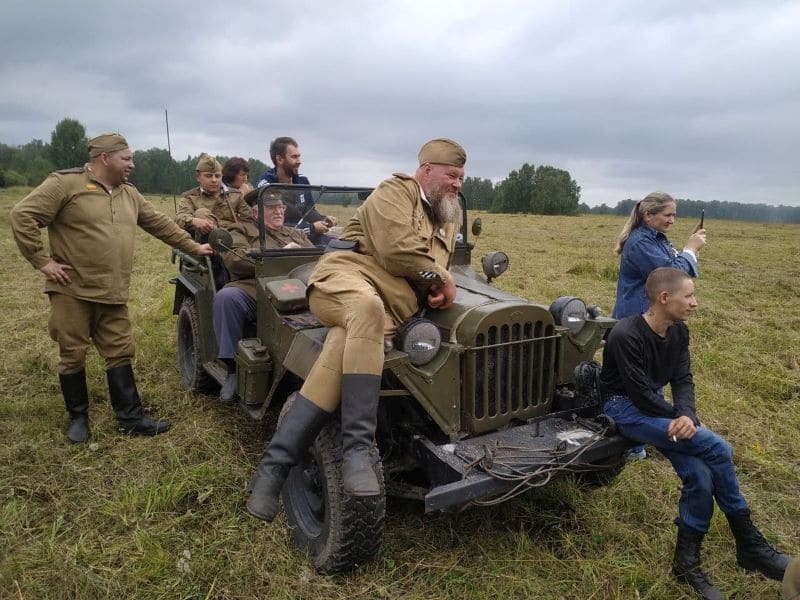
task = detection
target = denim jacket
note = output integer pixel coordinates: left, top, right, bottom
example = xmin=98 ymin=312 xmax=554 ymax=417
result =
xmin=612 ymin=224 xmax=698 ymax=319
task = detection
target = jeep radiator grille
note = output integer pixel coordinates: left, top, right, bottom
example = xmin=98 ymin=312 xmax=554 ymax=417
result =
xmin=461 ymin=320 xmax=558 ymax=433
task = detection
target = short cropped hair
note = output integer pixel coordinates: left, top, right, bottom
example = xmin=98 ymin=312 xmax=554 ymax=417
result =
xmin=645 ymin=267 xmax=691 ymax=303
xmin=222 ymin=157 xmax=250 ymax=186
xmin=269 ymin=136 xmax=298 ymax=166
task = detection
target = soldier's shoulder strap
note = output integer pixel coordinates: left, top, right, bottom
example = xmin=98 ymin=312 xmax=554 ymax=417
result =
xmin=56 ymin=167 xmax=86 ymax=174
xmin=392 ymin=172 xmax=414 ymax=181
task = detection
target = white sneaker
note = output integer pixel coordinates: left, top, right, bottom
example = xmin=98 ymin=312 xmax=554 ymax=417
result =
xmin=626 ymin=447 xmax=647 ymax=462
xmin=220 ymin=373 xmax=237 ymax=403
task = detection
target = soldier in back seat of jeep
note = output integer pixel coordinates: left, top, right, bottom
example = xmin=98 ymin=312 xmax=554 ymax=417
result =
xmin=175 ymin=154 xmax=251 ymax=236
xmin=213 ymin=188 xmax=314 ymax=402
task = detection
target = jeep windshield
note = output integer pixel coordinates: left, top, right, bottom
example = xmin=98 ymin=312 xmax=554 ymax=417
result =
xmin=249 ymin=183 xmax=472 ymax=256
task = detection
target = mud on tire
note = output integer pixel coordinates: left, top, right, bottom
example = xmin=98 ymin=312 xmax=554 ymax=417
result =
xmin=177 ymin=297 xmax=215 ymax=392
xmin=280 ymin=398 xmax=386 ymax=573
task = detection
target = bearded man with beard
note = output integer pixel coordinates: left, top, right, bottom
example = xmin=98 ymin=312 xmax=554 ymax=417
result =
xmin=246 ymin=138 xmax=466 ymax=521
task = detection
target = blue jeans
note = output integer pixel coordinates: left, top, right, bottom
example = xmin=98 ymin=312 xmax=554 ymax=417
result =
xmin=213 ymin=287 xmax=256 ymax=360
xmin=603 ymin=396 xmax=748 ymax=533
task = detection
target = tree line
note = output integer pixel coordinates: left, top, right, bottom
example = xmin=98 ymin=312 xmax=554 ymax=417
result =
xmin=575 ymin=197 xmax=800 ymax=224
xmin=461 ymin=163 xmax=582 ymax=215
xmin=461 ymin=170 xmax=800 ymax=223
xmin=0 ymin=118 xmax=268 ymax=195
xmin=3 ymin=118 xmax=798 ymax=223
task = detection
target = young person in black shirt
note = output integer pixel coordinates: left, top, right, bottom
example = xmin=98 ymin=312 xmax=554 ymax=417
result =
xmin=600 ymin=267 xmax=791 ymax=600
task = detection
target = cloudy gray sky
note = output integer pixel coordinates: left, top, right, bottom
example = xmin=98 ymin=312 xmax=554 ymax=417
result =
xmin=1 ymin=0 xmax=798 ymax=206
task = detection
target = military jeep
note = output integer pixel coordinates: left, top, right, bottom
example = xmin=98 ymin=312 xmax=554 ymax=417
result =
xmin=170 ymin=184 xmax=629 ymax=573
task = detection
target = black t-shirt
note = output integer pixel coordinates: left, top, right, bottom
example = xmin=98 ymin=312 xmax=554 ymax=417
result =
xmin=599 ymin=315 xmax=698 ymax=423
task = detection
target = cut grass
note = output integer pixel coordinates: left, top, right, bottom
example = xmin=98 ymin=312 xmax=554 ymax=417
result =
xmin=1 ymin=187 xmax=798 ymax=599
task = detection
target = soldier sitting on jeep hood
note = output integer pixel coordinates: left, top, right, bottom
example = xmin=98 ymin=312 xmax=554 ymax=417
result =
xmin=213 ymin=188 xmax=313 ymax=402
xmin=245 ymin=137 xmax=466 ymax=522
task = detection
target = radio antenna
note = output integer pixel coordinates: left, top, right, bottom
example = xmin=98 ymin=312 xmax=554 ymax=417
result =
xmin=165 ymin=109 xmax=177 ymax=212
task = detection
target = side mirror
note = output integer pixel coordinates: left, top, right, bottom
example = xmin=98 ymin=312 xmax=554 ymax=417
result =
xmin=208 ymin=228 xmax=233 ymax=253
xmin=481 ymin=251 xmax=509 ymax=282
xmin=471 ymin=218 xmax=483 ymax=237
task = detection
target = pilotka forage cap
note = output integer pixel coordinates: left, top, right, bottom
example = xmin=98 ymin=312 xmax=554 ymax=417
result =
xmin=88 ymin=132 xmax=129 ymax=158
xmin=196 ymin=154 xmax=223 ymax=173
xmin=418 ymin=138 xmax=466 ymax=167
xmin=244 ymin=186 xmax=285 ymax=207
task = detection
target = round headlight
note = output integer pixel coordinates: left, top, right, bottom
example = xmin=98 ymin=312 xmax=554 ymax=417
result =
xmin=549 ymin=296 xmax=588 ymax=335
xmin=396 ymin=318 xmax=441 ymax=366
xmin=481 ymin=251 xmax=509 ymax=281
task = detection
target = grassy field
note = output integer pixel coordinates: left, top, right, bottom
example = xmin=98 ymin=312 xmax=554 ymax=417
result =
xmin=1 ymin=186 xmax=798 ymax=599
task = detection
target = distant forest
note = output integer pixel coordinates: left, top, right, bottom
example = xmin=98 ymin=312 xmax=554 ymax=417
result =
xmin=0 ymin=118 xmax=269 ymax=198
xmin=461 ymin=176 xmax=800 ymax=224
xmin=2 ymin=118 xmax=799 ymax=223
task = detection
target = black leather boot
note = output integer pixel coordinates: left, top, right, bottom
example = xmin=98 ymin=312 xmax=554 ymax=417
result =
xmin=246 ymin=393 xmax=330 ymax=522
xmin=106 ymin=364 xmax=171 ymax=436
xmin=340 ymin=373 xmax=381 ymax=496
xmin=59 ymin=370 xmax=90 ymax=443
xmin=726 ymin=509 xmax=791 ymax=581
xmin=672 ymin=524 xmax=725 ymax=600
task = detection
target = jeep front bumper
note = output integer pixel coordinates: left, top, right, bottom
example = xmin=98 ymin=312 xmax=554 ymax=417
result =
xmin=412 ymin=413 xmax=632 ymax=513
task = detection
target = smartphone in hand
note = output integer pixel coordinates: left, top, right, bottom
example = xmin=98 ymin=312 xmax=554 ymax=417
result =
xmin=699 ymin=209 xmax=705 ymax=229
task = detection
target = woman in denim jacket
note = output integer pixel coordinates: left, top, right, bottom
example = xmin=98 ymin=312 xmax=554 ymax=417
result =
xmin=613 ymin=191 xmax=706 ymax=320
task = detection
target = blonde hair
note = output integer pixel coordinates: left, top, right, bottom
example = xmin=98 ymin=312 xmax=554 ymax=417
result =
xmin=613 ymin=191 xmax=676 ymax=255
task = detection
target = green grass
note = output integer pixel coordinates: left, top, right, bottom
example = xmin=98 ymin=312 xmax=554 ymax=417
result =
xmin=1 ymin=188 xmax=798 ymax=599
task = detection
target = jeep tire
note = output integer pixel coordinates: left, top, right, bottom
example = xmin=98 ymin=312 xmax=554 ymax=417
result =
xmin=575 ymin=454 xmax=626 ymax=489
xmin=177 ymin=297 xmax=215 ymax=392
xmin=279 ymin=396 xmax=386 ymax=573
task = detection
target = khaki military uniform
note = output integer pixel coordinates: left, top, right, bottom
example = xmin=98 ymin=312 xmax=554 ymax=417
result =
xmin=222 ymin=220 xmax=314 ymax=299
xmin=175 ymin=186 xmax=251 ymax=232
xmin=10 ymin=167 xmax=204 ymax=373
xmin=302 ymin=174 xmax=457 ymax=411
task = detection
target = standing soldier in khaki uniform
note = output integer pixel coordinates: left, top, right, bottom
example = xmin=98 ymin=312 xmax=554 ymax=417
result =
xmin=175 ymin=154 xmax=251 ymax=235
xmin=213 ymin=188 xmax=314 ymax=401
xmin=10 ymin=132 xmax=214 ymax=443
xmin=246 ymin=138 xmax=466 ymax=522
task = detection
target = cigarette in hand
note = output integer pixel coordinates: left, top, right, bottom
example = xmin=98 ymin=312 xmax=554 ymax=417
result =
xmin=671 ymin=435 xmax=678 ymax=443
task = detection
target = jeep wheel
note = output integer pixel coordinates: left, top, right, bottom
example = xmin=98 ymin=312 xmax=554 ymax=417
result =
xmin=575 ymin=454 xmax=626 ymax=489
xmin=177 ymin=297 xmax=214 ymax=391
xmin=280 ymin=399 xmax=386 ymax=573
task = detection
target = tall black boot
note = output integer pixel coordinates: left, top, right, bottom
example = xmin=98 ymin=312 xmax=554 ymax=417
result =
xmin=246 ymin=393 xmax=330 ymax=522
xmin=59 ymin=370 xmax=90 ymax=444
xmin=672 ymin=524 xmax=726 ymax=600
xmin=726 ymin=509 xmax=791 ymax=581
xmin=106 ymin=364 xmax=170 ymax=436
xmin=340 ymin=373 xmax=381 ymax=496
